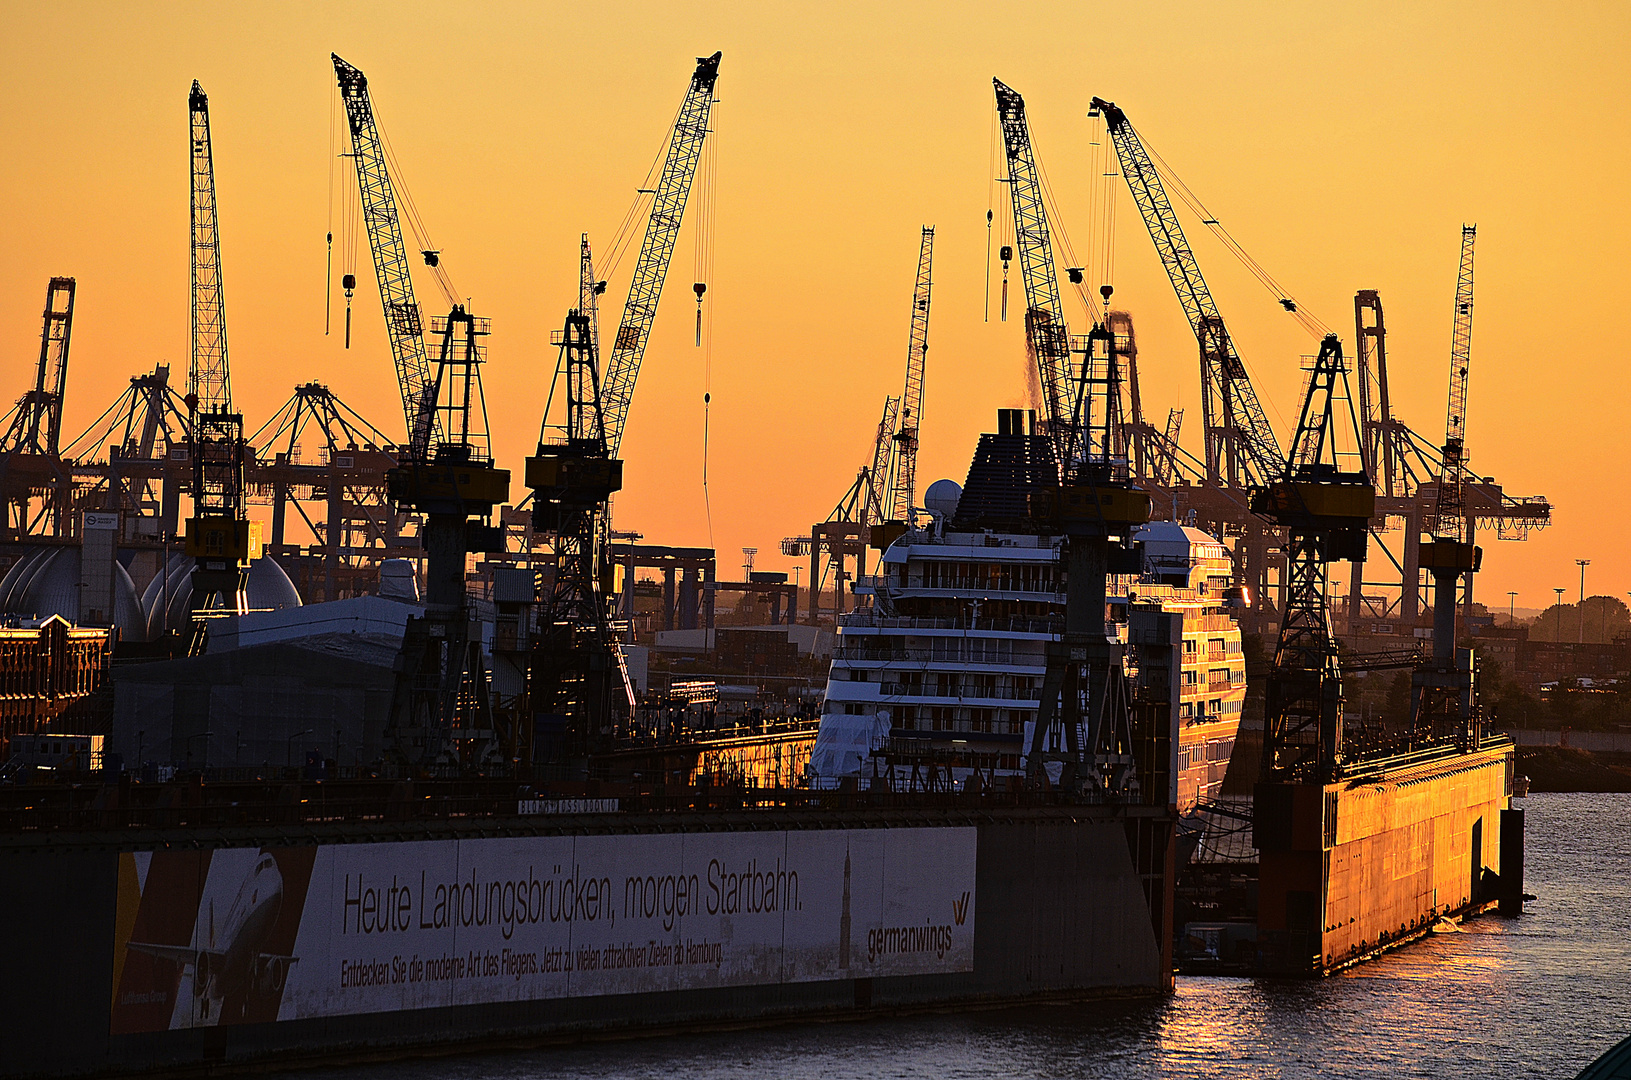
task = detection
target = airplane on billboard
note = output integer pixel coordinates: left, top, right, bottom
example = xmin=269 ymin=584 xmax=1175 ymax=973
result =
xmin=127 ymin=852 xmax=298 ymax=1023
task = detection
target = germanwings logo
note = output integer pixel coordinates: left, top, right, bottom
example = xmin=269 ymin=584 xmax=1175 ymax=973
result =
xmin=951 ymin=891 xmax=970 ymax=926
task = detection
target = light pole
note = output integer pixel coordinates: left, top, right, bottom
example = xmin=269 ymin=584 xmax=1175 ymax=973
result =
xmin=185 ymin=731 xmax=214 ymax=771
xmin=1507 ymin=591 xmax=1518 ymax=627
xmin=1554 ymin=588 xmax=1565 ymax=639
xmin=287 ymin=728 xmax=313 ymax=769
xmin=1577 ymin=559 xmax=1591 ymax=643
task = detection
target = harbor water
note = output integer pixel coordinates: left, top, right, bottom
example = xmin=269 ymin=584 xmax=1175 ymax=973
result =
xmin=283 ymin=792 xmax=1630 ymax=1079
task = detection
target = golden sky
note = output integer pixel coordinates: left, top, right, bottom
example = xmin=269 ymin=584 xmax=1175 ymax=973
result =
xmin=1 ymin=1 xmax=1626 ymax=608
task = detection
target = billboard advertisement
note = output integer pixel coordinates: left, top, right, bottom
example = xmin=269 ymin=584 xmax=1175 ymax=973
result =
xmin=110 ymin=826 xmax=976 ymax=1032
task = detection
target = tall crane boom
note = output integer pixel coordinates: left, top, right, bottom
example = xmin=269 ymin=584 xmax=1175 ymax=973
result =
xmin=333 ymin=54 xmax=439 ymax=458
xmin=601 ymin=51 xmax=722 ymax=458
xmin=888 ymin=226 xmax=934 ymax=521
xmin=1091 ymin=97 xmax=1284 ymax=488
xmin=184 ymin=81 xmax=254 ymax=622
xmin=993 ymin=80 xmax=1076 ymax=469
xmin=1429 ymin=225 xmax=1476 ymax=541
xmin=189 ymin=81 xmax=231 ymax=414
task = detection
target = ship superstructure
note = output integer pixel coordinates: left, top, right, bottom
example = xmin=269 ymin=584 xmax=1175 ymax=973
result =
xmin=811 ymin=479 xmax=1245 ymax=809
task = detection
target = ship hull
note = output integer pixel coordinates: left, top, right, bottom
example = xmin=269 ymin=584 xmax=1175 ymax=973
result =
xmin=1254 ymin=742 xmax=1518 ymax=975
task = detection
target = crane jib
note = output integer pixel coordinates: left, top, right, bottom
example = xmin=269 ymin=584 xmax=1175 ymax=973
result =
xmin=598 ymin=52 xmax=722 ymax=460
xmin=332 ymin=54 xmax=441 ymax=458
xmin=1093 ymin=96 xmax=1285 ymax=488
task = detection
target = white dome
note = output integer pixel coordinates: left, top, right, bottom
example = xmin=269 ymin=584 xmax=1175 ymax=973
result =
xmin=924 ymin=478 xmax=962 ymax=519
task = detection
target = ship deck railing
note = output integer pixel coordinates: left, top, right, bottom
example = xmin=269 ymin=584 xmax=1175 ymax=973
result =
xmin=0 ymin=774 xmax=1176 ymax=835
xmin=877 ymin=683 xmax=1039 ymax=701
xmin=596 ymin=716 xmax=823 ymax=756
xmin=1338 ymin=731 xmax=1515 ymax=783
xmin=839 ymin=614 xmax=1063 ymax=635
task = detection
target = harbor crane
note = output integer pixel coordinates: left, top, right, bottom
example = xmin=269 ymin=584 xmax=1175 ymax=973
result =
xmin=526 ymin=239 xmax=628 ymax=755
xmin=599 ymin=51 xmax=722 ymax=461
xmin=183 ymin=81 xmax=257 ymax=627
xmin=526 ymin=53 xmax=721 ymax=751
xmin=1093 ymin=97 xmax=1285 ymax=489
xmin=335 ymin=54 xmax=510 ymax=766
xmin=1251 ymin=334 xmax=1373 ymax=782
xmin=1024 ymin=319 xmax=1150 ymax=796
xmin=885 ymin=226 xmax=934 ymax=526
xmin=1412 ymin=226 xmax=1483 ymax=749
xmin=993 ymin=80 xmax=1082 ymax=472
xmin=989 ymin=79 xmax=1144 ymax=794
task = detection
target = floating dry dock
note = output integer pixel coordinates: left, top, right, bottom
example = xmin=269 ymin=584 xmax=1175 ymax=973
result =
xmin=1255 ymin=739 xmax=1522 ymax=974
xmin=0 ymin=787 xmax=1173 ymax=1077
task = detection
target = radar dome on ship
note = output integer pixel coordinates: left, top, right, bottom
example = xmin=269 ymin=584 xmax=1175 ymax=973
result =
xmin=924 ymin=479 xmax=961 ymax=519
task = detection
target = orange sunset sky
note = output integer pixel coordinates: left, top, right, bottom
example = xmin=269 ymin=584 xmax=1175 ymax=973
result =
xmin=2 ymin=2 xmax=1626 ymax=610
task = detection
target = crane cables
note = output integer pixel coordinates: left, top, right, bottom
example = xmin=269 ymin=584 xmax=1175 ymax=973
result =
xmin=1085 ymin=109 xmax=1117 ymax=310
xmin=598 ymin=89 xmax=692 ymax=289
xmin=1137 ymin=135 xmax=1330 ymax=341
xmin=694 ymin=94 xmax=721 ymax=549
xmin=376 ymin=122 xmax=460 ymax=309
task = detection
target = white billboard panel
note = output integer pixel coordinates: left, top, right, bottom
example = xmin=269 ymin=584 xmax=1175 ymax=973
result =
xmin=110 ymin=826 xmax=976 ymax=1031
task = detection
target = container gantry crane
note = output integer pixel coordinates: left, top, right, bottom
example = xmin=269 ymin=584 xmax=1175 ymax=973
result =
xmin=1250 ymin=334 xmax=1374 ymax=783
xmin=1092 ymin=97 xmax=1285 ymax=490
xmin=2 ymin=279 xmax=76 ymax=460
xmin=183 ymin=81 xmax=258 ymax=627
xmin=0 ymin=277 xmax=76 ymax=539
xmin=993 ymin=80 xmax=1082 ymax=472
xmin=334 ymin=54 xmax=510 ymax=767
xmin=1412 ymin=225 xmax=1483 ymax=750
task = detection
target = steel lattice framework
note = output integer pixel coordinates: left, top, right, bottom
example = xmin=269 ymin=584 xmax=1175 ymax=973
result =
xmin=189 ymin=82 xmax=232 ymax=415
xmin=333 ymin=54 xmax=439 ymax=458
xmin=888 ymin=227 xmax=934 ymax=521
xmin=864 ymin=395 xmax=899 ymax=527
xmin=1428 ymin=225 xmax=1476 ymax=541
xmin=1092 ymin=97 xmax=1284 ymax=488
xmin=993 ymin=80 xmax=1076 ymax=471
xmin=186 ymin=81 xmax=246 ymax=571
xmin=601 ymin=52 xmax=722 ymax=459
xmin=0 ymin=278 xmax=75 ymax=457
xmin=1254 ymin=335 xmax=1372 ymax=782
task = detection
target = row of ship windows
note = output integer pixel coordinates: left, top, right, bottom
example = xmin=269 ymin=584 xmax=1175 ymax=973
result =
xmin=832 ymin=703 xmax=1036 ymax=735
xmin=835 ymin=638 xmax=1023 ymax=664
xmin=842 ymin=669 xmax=1039 ymax=695
xmin=907 ymin=561 xmax=1060 ymax=593
xmin=1180 ymin=699 xmax=1243 ymax=721
xmin=1182 ymin=637 xmax=1242 ymax=657
xmin=1180 ymin=740 xmax=1235 ymax=768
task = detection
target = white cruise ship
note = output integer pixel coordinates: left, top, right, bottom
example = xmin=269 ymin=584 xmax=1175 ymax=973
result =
xmin=810 ymin=450 xmax=1245 ymax=810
